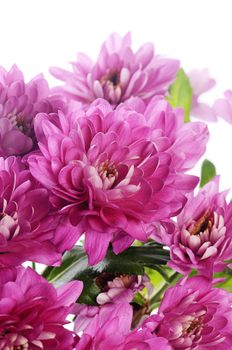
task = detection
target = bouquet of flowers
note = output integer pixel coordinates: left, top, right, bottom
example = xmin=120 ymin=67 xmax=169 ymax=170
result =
xmin=1 ymin=32 xmax=232 ymax=350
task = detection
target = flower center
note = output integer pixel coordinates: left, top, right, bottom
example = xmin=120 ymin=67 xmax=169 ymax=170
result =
xmin=183 ymin=317 xmax=203 ymax=336
xmin=1 ymin=329 xmax=10 ymax=336
xmin=8 ymin=114 xmax=33 ymax=136
xmin=95 ymin=272 xmax=118 ymax=292
xmin=0 ymin=210 xmax=19 ymax=241
xmin=15 ymin=117 xmax=32 ymax=136
xmin=100 ymin=70 xmax=120 ymax=87
xmin=98 ymin=160 xmax=118 ymax=189
xmin=188 ymin=211 xmax=213 ymax=236
xmin=0 ymin=329 xmax=29 ymax=350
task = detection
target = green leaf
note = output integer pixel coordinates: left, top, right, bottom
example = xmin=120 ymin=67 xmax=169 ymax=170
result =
xmin=214 ymin=269 xmax=232 ymax=293
xmin=145 ymin=268 xmax=164 ymax=287
xmin=43 ymin=244 xmax=170 ymax=305
xmin=167 ymin=68 xmax=193 ymax=122
xmin=133 ymin=292 xmax=146 ymax=306
xmin=149 ymin=271 xmax=181 ymax=311
xmin=200 ymin=159 xmax=216 ymax=187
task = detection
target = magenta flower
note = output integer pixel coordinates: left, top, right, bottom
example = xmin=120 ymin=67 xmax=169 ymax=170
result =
xmin=75 ymin=302 xmax=170 ymax=350
xmin=189 ymin=69 xmax=217 ymax=121
xmin=29 ymin=97 xmax=208 ymax=265
xmin=0 ymin=64 xmax=65 ymax=157
xmin=0 ymin=267 xmax=83 ymax=350
xmin=0 ymin=156 xmax=78 ymax=267
xmin=96 ymin=273 xmax=152 ymax=305
xmin=142 ymin=276 xmax=232 ymax=349
xmin=73 ymin=273 xmax=152 ymax=334
xmin=146 ymin=219 xmax=177 ymax=246
xmin=50 ymin=32 xmax=179 ymax=106
xmin=214 ymin=90 xmax=232 ymax=124
xmin=168 ymin=176 xmax=232 ymax=276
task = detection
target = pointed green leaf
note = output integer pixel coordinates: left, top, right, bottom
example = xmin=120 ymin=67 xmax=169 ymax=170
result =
xmin=167 ymin=68 xmax=192 ymax=122
xmin=200 ymin=159 xmax=216 ymax=187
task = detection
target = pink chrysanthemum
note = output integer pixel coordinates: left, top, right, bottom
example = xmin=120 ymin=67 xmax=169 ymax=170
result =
xmin=50 ymin=32 xmax=179 ymax=106
xmin=75 ymin=302 xmax=170 ymax=350
xmin=168 ymin=176 xmax=232 ymax=276
xmin=73 ymin=273 xmax=152 ymax=334
xmin=0 ymin=64 xmax=65 ymax=157
xmin=142 ymin=276 xmax=232 ymax=349
xmin=96 ymin=273 xmax=152 ymax=305
xmin=0 ymin=156 xmax=78 ymax=267
xmin=0 ymin=267 xmax=83 ymax=350
xmin=29 ymin=97 xmax=208 ymax=265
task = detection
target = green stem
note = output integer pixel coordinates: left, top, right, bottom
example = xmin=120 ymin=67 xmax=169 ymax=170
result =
xmin=152 ymin=265 xmax=170 ymax=282
xmin=149 ymin=271 xmax=180 ymax=312
xmin=42 ymin=265 xmax=54 ymax=279
xmin=32 ymin=262 xmax=36 ymax=271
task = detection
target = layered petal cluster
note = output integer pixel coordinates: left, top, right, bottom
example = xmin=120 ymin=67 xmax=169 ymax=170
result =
xmin=75 ymin=302 xmax=170 ymax=350
xmin=51 ymin=32 xmax=179 ymax=106
xmin=29 ymin=97 xmax=208 ymax=265
xmin=189 ymin=69 xmax=216 ymax=121
xmin=168 ymin=177 xmax=232 ymax=276
xmin=0 ymin=156 xmax=74 ymax=267
xmin=214 ymin=90 xmax=232 ymax=124
xmin=96 ymin=273 xmax=151 ymax=305
xmin=0 ymin=64 xmax=65 ymax=157
xmin=0 ymin=267 xmax=83 ymax=350
xmin=74 ymin=273 xmax=151 ymax=334
xmin=142 ymin=276 xmax=232 ymax=349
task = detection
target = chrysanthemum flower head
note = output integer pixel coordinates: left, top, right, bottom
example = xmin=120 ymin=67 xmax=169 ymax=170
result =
xmin=168 ymin=176 xmax=232 ymax=276
xmin=75 ymin=302 xmax=170 ymax=350
xmin=29 ymin=97 xmax=208 ymax=265
xmin=0 ymin=64 xmax=65 ymax=157
xmin=142 ymin=276 xmax=232 ymax=349
xmin=0 ymin=156 xmax=76 ymax=267
xmin=73 ymin=272 xmax=152 ymax=335
xmin=0 ymin=267 xmax=83 ymax=350
xmin=51 ymin=32 xmax=180 ymax=106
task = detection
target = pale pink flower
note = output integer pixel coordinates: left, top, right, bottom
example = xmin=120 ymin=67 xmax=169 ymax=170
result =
xmin=214 ymin=90 xmax=232 ymax=124
xmin=189 ymin=69 xmax=217 ymax=121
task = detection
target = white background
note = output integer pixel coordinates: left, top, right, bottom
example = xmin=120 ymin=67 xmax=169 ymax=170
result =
xmin=1 ymin=0 xmax=232 ymax=190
